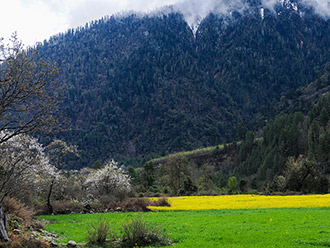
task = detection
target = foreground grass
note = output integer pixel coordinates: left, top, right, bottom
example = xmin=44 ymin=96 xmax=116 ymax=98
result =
xmin=40 ymin=208 xmax=330 ymax=247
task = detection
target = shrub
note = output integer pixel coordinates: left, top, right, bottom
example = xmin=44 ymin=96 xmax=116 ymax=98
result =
xmin=28 ymin=220 xmax=45 ymax=231
xmin=87 ymin=218 xmax=115 ymax=247
xmin=106 ymin=198 xmax=151 ymax=212
xmin=88 ymin=200 xmax=103 ymax=212
xmin=120 ymin=217 xmax=171 ymax=248
xmin=149 ymin=197 xmax=171 ymax=207
xmin=0 ymin=232 xmax=50 ymax=248
xmin=2 ymin=197 xmax=34 ymax=223
xmin=7 ymin=214 xmax=24 ymax=231
xmin=52 ymin=200 xmax=84 ymax=214
xmin=227 ymin=176 xmax=239 ymax=194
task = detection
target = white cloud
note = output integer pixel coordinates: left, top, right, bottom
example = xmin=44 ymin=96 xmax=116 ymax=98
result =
xmin=261 ymin=0 xmax=330 ymax=17
xmin=1 ymin=0 xmax=329 ymax=46
xmin=172 ymin=0 xmax=248 ymax=28
xmin=65 ymin=0 xmax=178 ymax=27
xmin=301 ymin=0 xmax=330 ymax=18
xmin=261 ymin=0 xmax=278 ymax=11
xmin=0 ymin=0 xmax=68 ymax=46
xmin=0 ymin=0 xmax=179 ymax=46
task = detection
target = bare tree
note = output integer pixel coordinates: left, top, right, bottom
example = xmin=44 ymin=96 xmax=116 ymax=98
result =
xmin=0 ymin=33 xmax=60 ymax=144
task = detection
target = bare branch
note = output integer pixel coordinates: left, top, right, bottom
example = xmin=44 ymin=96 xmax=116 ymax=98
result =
xmin=0 ymin=34 xmax=62 ymax=143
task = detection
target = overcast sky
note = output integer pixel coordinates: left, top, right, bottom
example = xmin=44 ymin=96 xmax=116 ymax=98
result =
xmin=1 ymin=0 xmax=329 ymax=47
xmin=0 ymin=0 xmax=179 ymax=46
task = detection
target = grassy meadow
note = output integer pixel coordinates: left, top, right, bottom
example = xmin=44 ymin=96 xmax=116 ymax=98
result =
xmin=150 ymin=145 xmax=224 ymax=165
xmin=39 ymin=195 xmax=330 ymax=247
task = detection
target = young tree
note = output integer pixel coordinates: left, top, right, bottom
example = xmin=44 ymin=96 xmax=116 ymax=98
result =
xmin=45 ymin=139 xmax=79 ymax=214
xmin=165 ymin=155 xmax=190 ymax=195
xmin=198 ymin=163 xmax=215 ymax=193
xmin=227 ymin=176 xmax=239 ymax=194
xmin=142 ymin=161 xmax=156 ymax=190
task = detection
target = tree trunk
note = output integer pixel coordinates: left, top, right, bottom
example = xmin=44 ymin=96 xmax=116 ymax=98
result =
xmin=0 ymin=206 xmax=9 ymax=242
xmin=47 ymin=179 xmax=54 ymax=214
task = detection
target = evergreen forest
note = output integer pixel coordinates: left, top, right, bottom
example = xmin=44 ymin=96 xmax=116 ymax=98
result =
xmin=36 ymin=0 xmax=330 ymax=174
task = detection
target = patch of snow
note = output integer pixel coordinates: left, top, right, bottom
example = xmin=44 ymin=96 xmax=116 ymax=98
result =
xmin=191 ymin=24 xmax=199 ymax=36
xmin=280 ymin=0 xmax=299 ymax=12
xmin=291 ymin=2 xmax=298 ymax=11
xmin=260 ymin=7 xmax=265 ymax=20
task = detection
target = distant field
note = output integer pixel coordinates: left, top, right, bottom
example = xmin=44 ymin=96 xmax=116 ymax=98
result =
xmin=148 ymin=194 xmax=330 ymax=211
xmin=41 ymin=208 xmax=330 ymax=247
xmin=150 ymin=140 xmax=246 ymax=165
xmin=150 ymin=144 xmax=224 ymax=164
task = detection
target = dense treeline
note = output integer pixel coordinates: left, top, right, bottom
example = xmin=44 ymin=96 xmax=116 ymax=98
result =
xmin=38 ymin=2 xmax=330 ymax=168
xmin=130 ymin=92 xmax=330 ymax=196
xmin=236 ymin=91 xmax=330 ymax=193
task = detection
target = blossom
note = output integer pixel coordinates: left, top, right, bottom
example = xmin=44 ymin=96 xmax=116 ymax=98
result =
xmin=148 ymin=194 xmax=330 ymax=211
xmin=84 ymin=159 xmax=131 ymax=195
xmin=0 ymin=131 xmax=55 ymax=201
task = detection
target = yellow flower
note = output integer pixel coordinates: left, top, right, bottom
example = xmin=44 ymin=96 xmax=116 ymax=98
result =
xmin=148 ymin=194 xmax=330 ymax=211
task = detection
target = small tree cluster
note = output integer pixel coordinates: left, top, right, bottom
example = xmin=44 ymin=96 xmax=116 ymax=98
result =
xmin=273 ymin=156 xmax=329 ymax=194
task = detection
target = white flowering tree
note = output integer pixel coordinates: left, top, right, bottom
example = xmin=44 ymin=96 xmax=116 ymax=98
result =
xmin=0 ymin=131 xmax=55 ymax=203
xmin=0 ymin=131 xmax=55 ymax=241
xmin=84 ymin=160 xmax=131 ymax=203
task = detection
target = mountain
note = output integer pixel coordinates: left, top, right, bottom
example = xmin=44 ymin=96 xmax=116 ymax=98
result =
xmin=37 ymin=1 xmax=330 ymax=169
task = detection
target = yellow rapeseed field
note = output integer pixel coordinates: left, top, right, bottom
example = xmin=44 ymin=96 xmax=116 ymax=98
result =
xmin=148 ymin=194 xmax=330 ymax=210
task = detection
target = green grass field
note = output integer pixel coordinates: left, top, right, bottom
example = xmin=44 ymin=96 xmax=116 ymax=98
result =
xmin=150 ymin=145 xmax=222 ymax=165
xmin=40 ymin=208 xmax=330 ymax=247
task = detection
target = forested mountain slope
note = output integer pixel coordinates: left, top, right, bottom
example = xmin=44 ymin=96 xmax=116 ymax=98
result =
xmin=38 ymin=1 xmax=330 ymax=168
xmin=235 ymin=92 xmax=330 ymax=193
xmin=138 ymin=77 xmax=330 ymax=195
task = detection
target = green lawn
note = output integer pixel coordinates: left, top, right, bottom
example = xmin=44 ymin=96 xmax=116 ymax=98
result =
xmin=39 ymin=208 xmax=330 ymax=247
